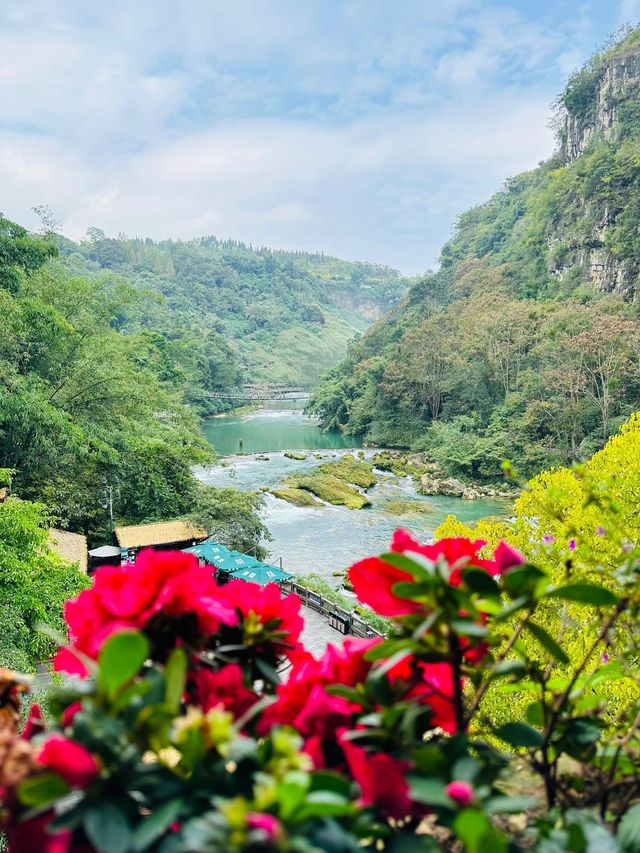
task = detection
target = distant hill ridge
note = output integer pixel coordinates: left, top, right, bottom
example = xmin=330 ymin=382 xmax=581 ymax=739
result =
xmin=55 ymin=230 xmax=408 ymax=397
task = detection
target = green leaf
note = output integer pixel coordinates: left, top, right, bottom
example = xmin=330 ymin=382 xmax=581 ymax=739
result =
xmin=496 ymin=721 xmax=544 ymax=748
xmin=98 ymin=630 xmax=149 ymax=701
xmin=309 ymin=771 xmax=352 ymax=797
xmin=485 ymin=795 xmax=538 ymax=813
xmin=391 ymin=581 xmax=429 ymax=599
xmin=453 ymin=809 xmax=507 ymax=853
xmin=255 ymin=657 xmax=281 ymax=685
xmin=547 ymin=584 xmax=618 ymax=606
xmin=84 ymin=803 xmax=132 ymax=853
xmin=451 ymin=619 xmax=488 ymax=638
xmin=132 ymin=799 xmax=183 ymax=851
xmin=407 ymin=777 xmax=451 ymax=808
xmin=18 ymin=771 xmax=70 ymax=807
xmin=503 ymin=564 xmax=546 ymax=596
xmin=364 ymin=638 xmax=411 ymax=661
xmin=525 ymin=701 xmax=544 ymax=727
xmin=380 ymin=551 xmax=437 ymax=578
xmin=164 ymin=647 xmax=187 ymax=713
xmin=461 ymin=569 xmax=500 ymax=597
xmin=492 ymin=660 xmax=526 ymax=678
xmin=293 ymin=791 xmax=353 ymax=821
xmin=618 ymin=802 xmax=640 ymax=852
xmin=526 ymin=622 xmax=570 ymax=664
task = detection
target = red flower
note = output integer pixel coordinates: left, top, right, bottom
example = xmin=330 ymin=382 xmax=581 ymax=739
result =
xmin=493 ymin=540 xmax=524 ymax=573
xmin=342 ymin=740 xmax=416 ymax=819
xmin=319 ymin=636 xmax=381 ymax=684
xmin=21 ymin=704 xmax=45 ymax=740
xmin=220 ymin=581 xmax=303 ymax=658
xmin=188 ymin=665 xmax=258 ymax=720
xmin=406 ymin=662 xmax=461 ymax=734
xmin=36 ymin=736 xmax=100 ymax=789
xmin=61 ymin=702 xmax=83 ymax=729
xmin=295 ymin=684 xmax=357 ymax=742
xmin=7 ymin=813 xmax=73 ymax=853
xmin=347 ymin=557 xmax=422 ymax=617
xmin=349 ymin=531 xmax=499 ymax=617
xmin=259 ymin=638 xmax=378 ymax=736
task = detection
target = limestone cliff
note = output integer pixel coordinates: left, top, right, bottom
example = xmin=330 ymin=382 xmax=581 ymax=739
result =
xmin=550 ymin=35 xmax=640 ymax=298
xmin=562 ymin=44 xmax=640 ymax=164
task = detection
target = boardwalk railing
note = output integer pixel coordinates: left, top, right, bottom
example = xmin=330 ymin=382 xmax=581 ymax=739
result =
xmin=280 ymin=580 xmax=382 ymax=639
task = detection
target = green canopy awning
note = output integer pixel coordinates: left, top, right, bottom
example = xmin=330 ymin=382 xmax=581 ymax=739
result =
xmin=225 ymin=562 xmax=292 ymax=585
xmin=183 ymin=541 xmax=235 ymax=567
xmin=183 ymin=540 xmax=292 ymax=586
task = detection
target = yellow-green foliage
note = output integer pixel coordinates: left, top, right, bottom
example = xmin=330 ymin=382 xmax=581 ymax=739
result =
xmin=435 ymin=413 xmax=640 ymax=726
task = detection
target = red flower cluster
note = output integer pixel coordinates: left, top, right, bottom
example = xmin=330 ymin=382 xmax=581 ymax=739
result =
xmin=220 ymin=580 xmax=303 ymax=659
xmin=260 ymin=636 xmax=460 ymax=818
xmin=188 ymin=664 xmax=258 ymax=719
xmin=56 ymin=550 xmax=238 ymax=674
xmin=55 ymin=552 xmax=303 ymax=676
xmin=349 ymin=530 xmax=522 ymax=617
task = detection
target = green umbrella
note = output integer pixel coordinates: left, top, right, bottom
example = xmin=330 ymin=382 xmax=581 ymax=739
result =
xmin=183 ymin=541 xmax=291 ymax=585
xmin=183 ymin=541 xmax=236 ymax=568
xmin=226 ymin=562 xmax=293 ymax=586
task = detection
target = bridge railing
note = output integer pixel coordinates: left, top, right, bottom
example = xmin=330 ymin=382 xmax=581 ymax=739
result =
xmin=280 ymin=580 xmax=382 ymax=638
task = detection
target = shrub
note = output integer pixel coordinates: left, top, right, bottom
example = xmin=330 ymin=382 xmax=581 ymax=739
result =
xmin=1 ymin=522 xmax=639 ymax=851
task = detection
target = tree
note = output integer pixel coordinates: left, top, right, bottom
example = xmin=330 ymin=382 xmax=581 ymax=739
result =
xmin=0 ymin=497 xmax=89 ymax=670
xmin=575 ymin=309 xmax=639 ymax=440
xmin=0 ymin=215 xmax=57 ymax=293
xmin=188 ymin=485 xmax=271 ymax=560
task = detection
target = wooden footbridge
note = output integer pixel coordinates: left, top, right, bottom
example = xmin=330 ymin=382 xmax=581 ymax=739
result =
xmin=206 ymin=384 xmax=310 ymax=402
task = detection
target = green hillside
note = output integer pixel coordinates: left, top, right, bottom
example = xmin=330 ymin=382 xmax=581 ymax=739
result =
xmin=56 ymin=233 xmax=408 ymax=406
xmin=309 ymin=29 xmax=640 ymax=480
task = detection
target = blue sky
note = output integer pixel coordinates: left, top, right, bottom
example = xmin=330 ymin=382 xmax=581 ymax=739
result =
xmin=1 ymin=1 xmax=638 ymax=273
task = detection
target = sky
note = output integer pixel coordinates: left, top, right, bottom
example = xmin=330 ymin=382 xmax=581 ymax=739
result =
xmin=1 ymin=1 xmax=638 ymax=274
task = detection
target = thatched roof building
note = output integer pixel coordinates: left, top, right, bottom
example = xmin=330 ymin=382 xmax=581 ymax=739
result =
xmin=114 ymin=520 xmax=207 ymax=552
xmin=49 ymin=529 xmax=88 ymax=573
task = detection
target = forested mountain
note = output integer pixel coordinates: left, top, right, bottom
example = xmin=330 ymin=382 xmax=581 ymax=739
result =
xmin=0 ymin=216 xmax=215 ymax=538
xmin=55 ymin=233 xmax=407 ymax=406
xmin=309 ymin=29 xmax=640 ymax=481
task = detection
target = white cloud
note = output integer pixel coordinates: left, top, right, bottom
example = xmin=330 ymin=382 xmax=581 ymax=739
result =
xmin=0 ymin=0 xmax=621 ymax=272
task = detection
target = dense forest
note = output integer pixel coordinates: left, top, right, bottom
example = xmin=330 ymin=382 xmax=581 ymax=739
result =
xmin=0 ymin=217 xmax=269 ymax=546
xmin=55 ymin=232 xmax=407 ymax=408
xmin=309 ymin=29 xmax=640 ymax=481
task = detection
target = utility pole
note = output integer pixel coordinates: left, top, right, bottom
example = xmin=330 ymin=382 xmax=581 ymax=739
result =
xmin=100 ymin=478 xmax=121 ymax=529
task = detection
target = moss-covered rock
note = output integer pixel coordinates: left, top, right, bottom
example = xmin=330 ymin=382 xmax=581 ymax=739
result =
xmin=284 ymin=473 xmax=371 ymax=509
xmin=384 ymin=499 xmax=433 ymax=515
xmin=372 ymin=450 xmax=434 ymax=479
xmin=276 ymin=454 xmax=377 ymax=509
xmin=271 ymin=487 xmax=322 ymax=507
xmin=284 ymin=451 xmax=307 ymax=461
xmin=316 ymin=455 xmax=377 ymax=488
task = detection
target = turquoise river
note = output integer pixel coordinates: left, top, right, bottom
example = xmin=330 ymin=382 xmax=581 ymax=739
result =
xmin=197 ymin=405 xmax=506 ymax=582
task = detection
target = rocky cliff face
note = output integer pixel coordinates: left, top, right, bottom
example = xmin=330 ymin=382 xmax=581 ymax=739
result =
xmin=562 ymin=46 xmax=640 ymax=164
xmin=553 ymin=43 xmax=640 ymax=299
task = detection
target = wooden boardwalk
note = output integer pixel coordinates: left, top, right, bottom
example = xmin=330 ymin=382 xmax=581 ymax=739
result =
xmin=299 ymin=605 xmax=346 ymax=657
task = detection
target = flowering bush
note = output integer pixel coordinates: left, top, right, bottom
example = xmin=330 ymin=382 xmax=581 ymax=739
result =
xmin=1 ymin=535 xmax=640 ymax=852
